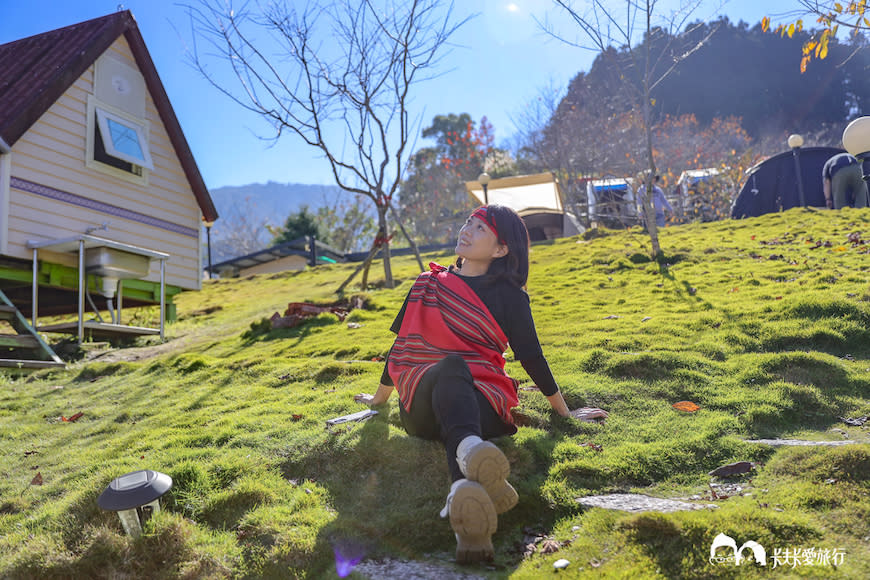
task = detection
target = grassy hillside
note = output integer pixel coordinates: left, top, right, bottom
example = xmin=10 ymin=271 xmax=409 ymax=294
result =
xmin=1 ymin=207 xmax=869 ymax=579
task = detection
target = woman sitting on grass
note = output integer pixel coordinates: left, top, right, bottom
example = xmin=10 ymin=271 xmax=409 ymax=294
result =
xmin=355 ymin=204 xmax=608 ymax=564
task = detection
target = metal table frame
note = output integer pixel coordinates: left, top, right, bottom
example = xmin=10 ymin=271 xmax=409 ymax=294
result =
xmin=27 ymin=235 xmax=170 ymax=343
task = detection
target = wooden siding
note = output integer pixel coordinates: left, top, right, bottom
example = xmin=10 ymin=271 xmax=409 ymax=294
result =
xmin=6 ymin=36 xmax=203 ymax=290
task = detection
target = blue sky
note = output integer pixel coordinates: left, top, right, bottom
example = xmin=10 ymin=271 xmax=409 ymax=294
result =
xmin=1 ymin=0 xmax=804 ymax=189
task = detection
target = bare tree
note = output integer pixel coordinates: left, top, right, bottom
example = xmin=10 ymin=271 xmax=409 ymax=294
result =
xmin=539 ymin=0 xmax=716 ymax=256
xmin=210 ymin=195 xmax=273 ymax=262
xmin=186 ymin=0 xmax=467 ymax=288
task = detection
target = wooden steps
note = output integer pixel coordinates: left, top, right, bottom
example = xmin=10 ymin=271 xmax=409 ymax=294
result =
xmin=0 ymin=291 xmax=65 ymax=371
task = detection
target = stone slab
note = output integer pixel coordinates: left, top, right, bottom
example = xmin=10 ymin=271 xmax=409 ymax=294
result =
xmin=355 ymin=558 xmax=486 ymax=580
xmin=744 ymin=439 xmax=858 ymax=447
xmin=576 ymin=493 xmax=717 ymax=513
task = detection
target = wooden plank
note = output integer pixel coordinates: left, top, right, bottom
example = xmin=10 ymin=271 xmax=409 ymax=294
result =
xmin=0 ymin=334 xmax=39 ymax=349
xmin=38 ymin=321 xmax=160 ymax=339
xmin=0 ymin=359 xmax=66 ymax=369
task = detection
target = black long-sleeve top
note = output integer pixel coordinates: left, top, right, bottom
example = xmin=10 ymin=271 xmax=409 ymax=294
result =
xmin=380 ymin=268 xmax=559 ymax=396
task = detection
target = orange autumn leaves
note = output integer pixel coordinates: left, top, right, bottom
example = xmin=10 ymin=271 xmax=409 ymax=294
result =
xmin=672 ymin=401 xmax=701 ymax=413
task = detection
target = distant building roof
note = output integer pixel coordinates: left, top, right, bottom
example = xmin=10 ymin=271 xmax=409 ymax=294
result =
xmin=0 ymin=10 xmax=217 ymax=222
xmin=211 ymin=238 xmax=345 ymax=272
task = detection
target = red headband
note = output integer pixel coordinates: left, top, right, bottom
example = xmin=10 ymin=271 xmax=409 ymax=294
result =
xmin=471 ymin=206 xmax=502 ymax=242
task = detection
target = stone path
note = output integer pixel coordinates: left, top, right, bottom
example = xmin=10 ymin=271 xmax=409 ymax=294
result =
xmin=576 ymin=493 xmax=717 ymax=513
xmin=354 ymin=557 xmax=488 ymax=580
xmin=744 ymin=439 xmax=858 ymax=446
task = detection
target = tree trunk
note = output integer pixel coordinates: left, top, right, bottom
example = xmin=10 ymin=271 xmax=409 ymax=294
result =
xmin=336 ymin=238 xmax=381 ymax=294
xmin=388 ymin=200 xmax=425 ymax=272
xmin=378 ymin=205 xmax=394 ymax=288
xmin=642 ymin=0 xmax=661 ymax=258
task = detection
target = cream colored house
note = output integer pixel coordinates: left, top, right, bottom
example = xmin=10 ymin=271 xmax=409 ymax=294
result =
xmin=0 ymin=11 xmax=217 ymax=349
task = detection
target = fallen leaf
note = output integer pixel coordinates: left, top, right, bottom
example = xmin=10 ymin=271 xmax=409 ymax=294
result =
xmin=61 ymin=412 xmax=84 ymax=422
xmin=30 ymin=472 xmax=43 ymax=486
xmin=539 ymin=539 xmax=561 ymax=554
xmin=672 ymin=401 xmax=700 ymax=412
xmin=292 ymin=414 xmax=303 ymax=421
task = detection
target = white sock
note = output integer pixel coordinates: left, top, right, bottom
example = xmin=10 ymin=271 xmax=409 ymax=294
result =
xmin=439 ymin=478 xmax=469 ymax=518
xmin=456 ymin=435 xmax=484 ymax=461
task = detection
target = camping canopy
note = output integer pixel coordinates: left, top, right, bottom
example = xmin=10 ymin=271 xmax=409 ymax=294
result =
xmin=464 ymin=173 xmax=582 ymax=240
xmin=731 ymin=147 xmax=843 ymax=218
xmin=466 ymin=173 xmax=563 ymax=211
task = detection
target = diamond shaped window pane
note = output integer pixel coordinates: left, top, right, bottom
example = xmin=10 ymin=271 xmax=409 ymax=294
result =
xmin=106 ymin=118 xmax=145 ymax=161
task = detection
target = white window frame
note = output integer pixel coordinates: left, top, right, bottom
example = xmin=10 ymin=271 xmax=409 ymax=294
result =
xmin=86 ymin=96 xmax=152 ymax=184
xmin=94 ymin=107 xmax=153 ymax=169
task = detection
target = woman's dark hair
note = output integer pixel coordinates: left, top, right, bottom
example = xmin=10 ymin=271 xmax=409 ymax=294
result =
xmin=455 ymin=204 xmax=530 ymax=287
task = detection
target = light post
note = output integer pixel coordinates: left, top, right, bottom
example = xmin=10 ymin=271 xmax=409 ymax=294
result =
xmin=203 ymin=219 xmax=214 ymax=278
xmin=788 ymin=133 xmax=806 ymax=207
xmin=478 ymin=172 xmax=491 ymax=205
xmin=842 ymin=117 xmax=870 ymax=183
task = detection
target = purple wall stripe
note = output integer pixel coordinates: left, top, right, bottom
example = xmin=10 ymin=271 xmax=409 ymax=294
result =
xmin=10 ymin=177 xmax=199 ymax=238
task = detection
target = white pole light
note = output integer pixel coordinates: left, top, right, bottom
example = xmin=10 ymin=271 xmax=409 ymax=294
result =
xmin=843 ymin=117 xmax=870 ymax=158
xmin=98 ymin=469 xmax=173 ymax=537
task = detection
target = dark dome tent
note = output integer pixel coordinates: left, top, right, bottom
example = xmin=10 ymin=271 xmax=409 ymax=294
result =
xmin=731 ymin=147 xmax=845 ymax=218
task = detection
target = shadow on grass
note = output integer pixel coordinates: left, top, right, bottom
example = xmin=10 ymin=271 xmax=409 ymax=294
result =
xmin=272 ymin=414 xmax=578 ymax=577
xmin=241 ymin=315 xmax=340 ymax=348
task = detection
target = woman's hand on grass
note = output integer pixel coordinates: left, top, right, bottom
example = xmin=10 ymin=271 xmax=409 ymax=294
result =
xmin=570 ymin=407 xmax=608 ymax=423
xmin=356 ymin=383 xmax=394 ymax=406
xmin=354 ymin=393 xmax=376 ymax=405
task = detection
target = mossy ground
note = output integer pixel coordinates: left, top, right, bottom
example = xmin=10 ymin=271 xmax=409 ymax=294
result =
xmin=1 ymin=207 xmax=869 ymax=578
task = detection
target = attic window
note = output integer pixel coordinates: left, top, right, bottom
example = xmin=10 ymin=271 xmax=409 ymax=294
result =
xmin=94 ymin=107 xmax=153 ymax=170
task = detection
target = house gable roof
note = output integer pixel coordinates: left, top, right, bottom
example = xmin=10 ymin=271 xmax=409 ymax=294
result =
xmin=0 ymin=10 xmax=217 ymax=221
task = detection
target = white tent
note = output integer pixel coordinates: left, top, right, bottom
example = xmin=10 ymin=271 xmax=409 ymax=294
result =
xmin=464 ymin=173 xmax=583 ymax=240
xmin=465 ymin=172 xmax=564 ymax=211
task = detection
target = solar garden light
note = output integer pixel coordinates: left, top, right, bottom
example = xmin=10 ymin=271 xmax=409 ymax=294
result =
xmin=788 ymin=134 xmax=806 ymax=207
xmin=842 ymin=116 xmax=870 ymax=183
xmin=97 ymin=469 xmax=172 ymax=538
xmin=478 ymin=172 xmax=491 ymax=205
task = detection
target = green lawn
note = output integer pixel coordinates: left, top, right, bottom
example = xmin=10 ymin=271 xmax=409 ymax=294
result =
xmin=1 ymin=207 xmax=869 ymax=579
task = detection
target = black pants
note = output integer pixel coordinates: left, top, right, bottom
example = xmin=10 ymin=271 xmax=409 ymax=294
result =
xmin=399 ymin=354 xmax=514 ymax=482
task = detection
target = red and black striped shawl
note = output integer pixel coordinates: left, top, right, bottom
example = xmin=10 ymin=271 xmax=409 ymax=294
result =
xmin=388 ymin=263 xmax=519 ymax=424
